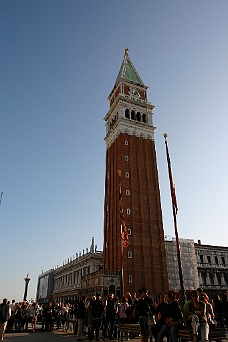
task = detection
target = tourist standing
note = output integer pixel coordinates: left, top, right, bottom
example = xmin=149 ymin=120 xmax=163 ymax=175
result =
xmin=77 ymin=295 xmax=87 ymax=340
xmin=92 ymin=293 xmax=104 ymax=341
xmin=136 ymin=287 xmax=151 ymax=342
xmin=0 ymin=298 xmax=10 ymax=341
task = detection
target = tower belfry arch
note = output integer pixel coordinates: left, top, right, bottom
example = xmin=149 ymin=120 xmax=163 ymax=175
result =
xmin=103 ymin=49 xmax=169 ymax=295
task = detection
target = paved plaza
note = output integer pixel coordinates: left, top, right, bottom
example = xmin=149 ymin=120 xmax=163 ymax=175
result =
xmin=4 ymin=325 xmax=228 ymax=342
xmin=4 ymin=330 xmax=83 ymax=342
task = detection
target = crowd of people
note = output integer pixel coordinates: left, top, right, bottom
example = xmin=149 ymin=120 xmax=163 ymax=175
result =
xmin=0 ymin=299 xmax=38 ymax=340
xmin=0 ymin=288 xmax=227 ymax=342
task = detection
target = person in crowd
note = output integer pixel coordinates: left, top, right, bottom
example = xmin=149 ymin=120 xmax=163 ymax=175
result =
xmin=13 ymin=303 xmax=23 ymax=332
xmin=214 ymin=294 xmax=225 ymax=329
xmin=201 ymin=293 xmax=216 ymax=327
xmin=101 ymin=298 xmax=107 ymax=340
xmin=125 ymin=292 xmax=133 ymax=305
xmin=28 ymin=302 xmax=38 ymax=332
xmin=86 ymin=299 xmax=94 ymax=341
xmin=0 ymin=298 xmax=10 ymax=341
xmin=77 ymin=295 xmax=87 ymax=340
xmin=21 ymin=301 xmax=29 ymax=331
xmin=92 ymin=293 xmax=105 ymax=341
xmin=197 ymin=287 xmax=204 ymax=296
xmin=109 ymin=297 xmax=120 ymax=339
xmin=50 ymin=301 xmax=58 ymax=329
xmin=44 ymin=303 xmax=54 ymax=331
xmin=59 ymin=303 xmax=68 ymax=330
xmin=135 ymin=287 xmax=151 ymax=342
xmin=132 ymin=293 xmax=138 ymax=304
xmin=103 ymin=293 xmax=116 ymax=340
xmin=118 ymin=296 xmax=130 ymax=341
xmin=7 ymin=299 xmax=15 ymax=332
xmin=54 ymin=304 xmax=61 ymax=330
xmin=156 ymin=292 xmax=183 ymax=342
xmin=73 ymin=300 xmax=79 ymax=335
xmin=144 ymin=288 xmax=156 ymax=325
xmin=186 ymin=290 xmax=209 ymax=342
xmin=151 ymin=293 xmax=169 ymax=341
xmin=118 ymin=296 xmax=129 ymax=324
xmin=125 ymin=293 xmax=138 ymax=324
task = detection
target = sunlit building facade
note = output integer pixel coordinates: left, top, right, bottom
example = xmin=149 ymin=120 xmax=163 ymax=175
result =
xmin=195 ymin=240 xmax=228 ymax=295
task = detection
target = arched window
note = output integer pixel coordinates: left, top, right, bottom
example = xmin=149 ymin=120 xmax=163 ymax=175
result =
xmin=126 ymin=208 xmax=130 ymax=215
xmin=128 ymin=275 xmax=133 ymax=283
xmin=109 ymin=284 xmax=115 ymax=295
xmin=125 ymin=140 xmax=128 ymax=146
xmin=217 ymin=273 xmax=222 ymax=285
xmin=201 ymin=272 xmax=207 ymax=285
xmin=128 ymin=251 xmax=133 ymax=258
xmin=126 ymin=190 xmax=130 ymax=195
xmin=136 ymin=112 xmax=141 ymax=121
xmin=125 ymin=109 xmax=130 ymax=119
xmin=125 ymin=172 xmax=129 ymax=178
xmin=128 ymin=228 xmax=131 ymax=235
xmin=209 ymin=273 xmax=214 ymax=285
xmin=142 ymin=113 xmax=147 ymax=123
xmin=131 ymin=110 xmax=135 ymax=120
xmin=125 ymin=156 xmax=129 ymax=161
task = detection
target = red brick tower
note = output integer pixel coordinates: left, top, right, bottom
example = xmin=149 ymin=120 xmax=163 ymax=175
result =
xmin=103 ymin=49 xmax=168 ymax=295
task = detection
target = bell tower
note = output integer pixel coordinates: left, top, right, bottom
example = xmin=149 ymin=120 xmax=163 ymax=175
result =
xmin=103 ymin=49 xmax=168 ymax=295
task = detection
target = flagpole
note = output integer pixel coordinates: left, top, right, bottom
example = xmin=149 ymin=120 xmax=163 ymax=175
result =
xmin=164 ymin=133 xmax=186 ymax=306
xmin=0 ymin=192 xmax=3 ymax=205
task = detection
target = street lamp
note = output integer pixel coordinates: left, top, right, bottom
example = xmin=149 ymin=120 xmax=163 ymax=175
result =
xmin=23 ymin=274 xmax=30 ymax=302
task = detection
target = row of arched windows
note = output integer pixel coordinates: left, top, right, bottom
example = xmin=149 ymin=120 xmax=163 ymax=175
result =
xmin=108 ymin=108 xmax=147 ymax=132
xmin=125 ymin=108 xmax=147 ymax=123
xmin=201 ymin=271 xmax=227 ymax=286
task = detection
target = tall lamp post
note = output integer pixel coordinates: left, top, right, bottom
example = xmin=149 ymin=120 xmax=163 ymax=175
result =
xmin=23 ymin=274 xmax=30 ymax=302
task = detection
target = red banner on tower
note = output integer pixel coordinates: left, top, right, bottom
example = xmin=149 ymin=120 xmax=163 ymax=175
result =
xmin=118 ymin=170 xmax=129 ymax=248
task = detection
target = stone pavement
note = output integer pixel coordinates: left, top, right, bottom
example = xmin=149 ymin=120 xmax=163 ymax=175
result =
xmin=4 ymin=330 xmax=80 ymax=342
xmin=4 ymin=329 xmax=228 ymax=342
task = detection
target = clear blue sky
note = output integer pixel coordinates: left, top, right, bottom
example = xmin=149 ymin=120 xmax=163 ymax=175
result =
xmin=1 ymin=0 xmax=228 ymax=301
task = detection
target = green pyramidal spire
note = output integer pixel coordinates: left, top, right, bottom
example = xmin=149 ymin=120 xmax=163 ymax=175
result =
xmin=115 ymin=48 xmax=144 ymax=86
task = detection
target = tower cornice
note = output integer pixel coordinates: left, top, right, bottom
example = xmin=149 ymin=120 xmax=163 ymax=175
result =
xmin=104 ymin=119 xmax=155 ymax=150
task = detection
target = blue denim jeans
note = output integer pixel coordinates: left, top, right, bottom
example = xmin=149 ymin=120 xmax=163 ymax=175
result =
xmin=191 ymin=315 xmax=209 ymax=342
xmin=157 ymin=324 xmax=178 ymax=342
xmin=139 ymin=316 xmax=149 ymax=338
